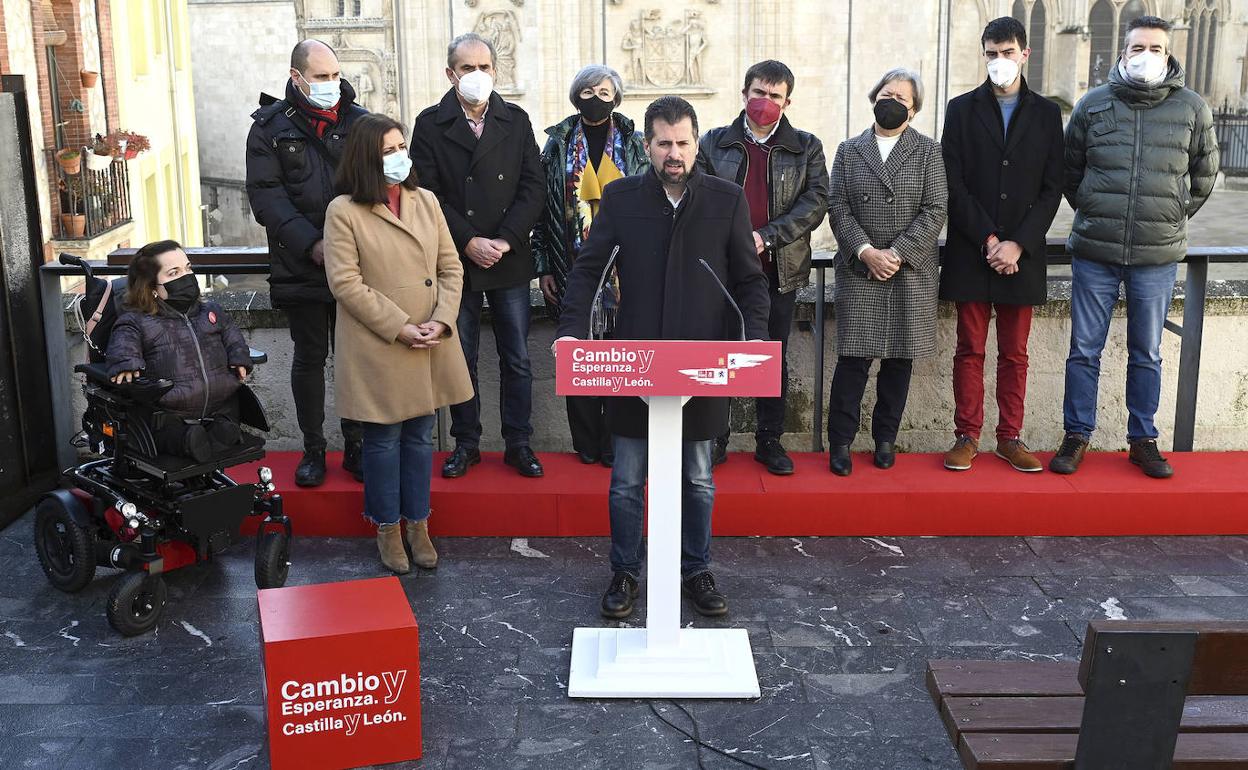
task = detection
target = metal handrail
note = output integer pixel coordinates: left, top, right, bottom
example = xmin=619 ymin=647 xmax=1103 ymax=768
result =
xmin=809 ymin=240 xmax=1248 ymax=453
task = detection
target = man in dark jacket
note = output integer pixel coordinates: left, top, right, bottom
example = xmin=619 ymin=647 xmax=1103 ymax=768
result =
xmin=553 ymin=97 xmax=770 ymax=620
xmin=697 ymin=60 xmax=829 ymax=475
xmin=245 ymin=39 xmax=367 ymax=487
xmin=410 ymin=33 xmax=546 ymax=479
xmin=939 ymin=17 xmax=1064 ymax=474
xmin=1054 ymin=15 xmax=1219 ymax=479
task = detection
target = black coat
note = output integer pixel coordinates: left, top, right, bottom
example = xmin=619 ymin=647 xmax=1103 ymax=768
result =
xmin=245 ymin=79 xmax=368 ymax=308
xmin=557 ymin=169 xmax=771 ymax=440
xmin=697 ymin=113 xmax=830 ymax=294
xmin=410 ymin=89 xmax=545 ymax=293
xmin=939 ymin=79 xmax=1064 ymax=306
xmin=106 ymin=299 xmax=252 ymax=418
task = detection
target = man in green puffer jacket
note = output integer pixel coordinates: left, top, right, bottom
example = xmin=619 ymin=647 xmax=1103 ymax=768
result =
xmin=1052 ymin=15 xmax=1219 ymax=480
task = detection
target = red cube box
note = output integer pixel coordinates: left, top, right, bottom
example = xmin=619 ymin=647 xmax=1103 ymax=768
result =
xmin=259 ymin=577 xmax=422 ymax=770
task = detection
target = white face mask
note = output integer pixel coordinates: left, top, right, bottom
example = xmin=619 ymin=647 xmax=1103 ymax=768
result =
xmin=298 ymin=72 xmax=341 ymax=109
xmin=456 ymin=70 xmax=494 ymax=105
xmin=1121 ymin=51 xmax=1167 ymax=86
xmin=986 ymin=58 xmax=1020 ymax=89
xmin=383 ymin=152 xmax=412 ymax=185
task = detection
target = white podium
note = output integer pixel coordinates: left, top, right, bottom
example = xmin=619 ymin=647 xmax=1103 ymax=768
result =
xmin=555 ymin=340 xmax=782 ymax=699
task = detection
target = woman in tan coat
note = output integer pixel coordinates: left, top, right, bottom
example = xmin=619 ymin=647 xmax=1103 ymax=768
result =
xmin=324 ymin=113 xmax=473 ymax=574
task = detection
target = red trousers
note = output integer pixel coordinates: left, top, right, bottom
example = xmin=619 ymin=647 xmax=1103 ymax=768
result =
xmin=953 ymin=302 xmax=1034 ymax=442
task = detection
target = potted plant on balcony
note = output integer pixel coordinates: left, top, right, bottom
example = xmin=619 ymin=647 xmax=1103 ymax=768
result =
xmin=86 ymin=133 xmax=117 ymax=172
xmin=58 ymin=176 xmax=86 ymax=238
xmin=56 ymin=147 xmax=81 ymax=175
xmin=114 ymin=130 xmax=150 ymax=160
xmin=80 ymin=70 xmax=99 ymax=88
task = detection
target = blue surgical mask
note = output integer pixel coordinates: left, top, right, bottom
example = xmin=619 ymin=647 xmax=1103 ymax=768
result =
xmin=383 ymin=152 xmax=412 ymax=185
xmin=298 ymin=72 xmax=340 ymax=109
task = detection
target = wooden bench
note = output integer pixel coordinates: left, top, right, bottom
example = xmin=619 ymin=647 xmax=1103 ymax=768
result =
xmin=927 ymin=621 xmax=1248 ymax=768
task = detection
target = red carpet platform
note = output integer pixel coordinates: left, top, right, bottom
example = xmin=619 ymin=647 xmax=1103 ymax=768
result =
xmin=239 ymin=451 xmax=1248 ymax=538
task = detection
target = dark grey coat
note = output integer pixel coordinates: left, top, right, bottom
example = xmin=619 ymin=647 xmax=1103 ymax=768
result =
xmin=828 ymin=127 xmax=948 ymax=359
xmin=106 ymin=299 xmax=252 ymax=418
xmin=697 ymin=113 xmax=830 ymax=294
xmin=1065 ymin=58 xmax=1219 ymax=266
xmin=557 ymin=168 xmax=771 ymax=440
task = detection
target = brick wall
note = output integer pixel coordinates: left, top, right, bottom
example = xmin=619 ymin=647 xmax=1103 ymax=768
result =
xmin=1 ymin=13 xmax=10 ymax=73
xmin=95 ymin=0 xmax=117 ymax=128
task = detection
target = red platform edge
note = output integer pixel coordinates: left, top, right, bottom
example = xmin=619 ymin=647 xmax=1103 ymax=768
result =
xmin=238 ymin=451 xmax=1248 ymax=538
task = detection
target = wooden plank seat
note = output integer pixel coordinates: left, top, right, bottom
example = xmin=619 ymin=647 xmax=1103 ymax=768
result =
xmin=927 ymin=621 xmax=1248 ymax=769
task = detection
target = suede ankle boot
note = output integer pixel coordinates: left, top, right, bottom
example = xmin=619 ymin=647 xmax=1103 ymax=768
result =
xmin=405 ymin=518 xmax=438 ymax=569
xmin=376 ymin=523 xmax=410 ymax=574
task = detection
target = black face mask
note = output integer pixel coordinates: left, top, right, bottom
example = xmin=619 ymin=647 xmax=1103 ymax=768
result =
xmin=576 ymin=95 xmax=614 ymax=125
xmin=873 ymin=98 xmax=910 ymax=130
xmin=160 ymin=273 xmax=200 ymax=313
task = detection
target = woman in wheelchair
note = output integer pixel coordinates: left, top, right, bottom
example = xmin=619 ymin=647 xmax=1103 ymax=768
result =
xmin=106 ymin=239 xmax=253 ymax=463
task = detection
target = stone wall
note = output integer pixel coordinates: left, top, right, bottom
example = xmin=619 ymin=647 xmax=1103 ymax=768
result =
xmin=62 ymin=279 xmax=1248 ymax=455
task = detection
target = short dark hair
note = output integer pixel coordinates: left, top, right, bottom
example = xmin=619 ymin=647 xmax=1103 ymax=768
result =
xmin=643 ymin=96 xmax=698 ymax=141
xmin=447 ymin=33 xmax=496 ymax=69
xmin=743 ymin=60 xmax=795 ymax=98
xmin=334 ymin=113 xmax=418 ymax=205
xmin=981 ymin=17 xmax=1027 ymax=49
xmin=290 ymin=39 xmax=334 ymax=72
xmin=1124 ymin=15 xmax=1172 ymax=47
xmin=125 ymin=239 xmax=183 ymax=315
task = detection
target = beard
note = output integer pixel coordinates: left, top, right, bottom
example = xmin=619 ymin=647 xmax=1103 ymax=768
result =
xmin=658 ymin=162 xmax=689 ymax=185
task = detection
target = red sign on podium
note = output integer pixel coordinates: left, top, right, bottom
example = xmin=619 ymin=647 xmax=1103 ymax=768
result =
xmin=555 ymin=339 xmax=783 ymax=398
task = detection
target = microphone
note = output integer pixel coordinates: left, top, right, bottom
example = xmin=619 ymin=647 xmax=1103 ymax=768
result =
xmin=588 ymin=245 xmax=621 ymax=340
xmin=698 ymin=258 xmax=745 ymax=342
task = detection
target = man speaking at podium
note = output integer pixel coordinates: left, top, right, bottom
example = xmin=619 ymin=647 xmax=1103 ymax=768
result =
xmin=553 ymin=96 xmax=770 ymax=620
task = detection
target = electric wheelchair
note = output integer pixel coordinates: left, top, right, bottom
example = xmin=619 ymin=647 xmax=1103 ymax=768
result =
xmin=34 ymin=254 xmax=292 ymax=636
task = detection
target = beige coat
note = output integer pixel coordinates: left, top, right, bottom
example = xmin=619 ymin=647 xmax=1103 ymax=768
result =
xmin=323 ymin=187 xmax=473 ymax=424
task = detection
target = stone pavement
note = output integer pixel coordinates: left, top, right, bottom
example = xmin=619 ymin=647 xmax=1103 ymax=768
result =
xmin=3 ymin=517 xmax=1248 ymax=770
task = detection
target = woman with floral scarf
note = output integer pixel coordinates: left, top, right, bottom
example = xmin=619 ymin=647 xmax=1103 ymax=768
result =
xmin=534 ymin=65 xmax=648 ymax=467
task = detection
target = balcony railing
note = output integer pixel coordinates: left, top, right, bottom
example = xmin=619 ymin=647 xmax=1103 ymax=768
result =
xmin=49 ymin=148 xmax=133 ymax=240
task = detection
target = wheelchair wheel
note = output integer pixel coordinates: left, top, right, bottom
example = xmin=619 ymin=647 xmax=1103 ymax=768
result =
xmin=255 ymin=531 xmax=290 ymax=589
xmin=34 ymin=496 xmax=97 ymax=593
xmin=106 ymin=571 xmax=167 ymax=636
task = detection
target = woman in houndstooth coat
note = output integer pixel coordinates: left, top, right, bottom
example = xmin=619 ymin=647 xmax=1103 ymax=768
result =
xmin=826 ymin=68 xmax=948 ymax=475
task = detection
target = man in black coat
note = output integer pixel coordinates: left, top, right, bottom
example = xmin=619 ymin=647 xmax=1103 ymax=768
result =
xmin=410 ymin=33 xmax=546 ymax=479
xmin=246 ymin=39 xmax=367 ymax=487
xmin=697 ymin=59 xmax=829 ymax=475
xmin=939 ymin=17 xmax=1064 ymax=475
xmin=554 ymin=97 xmax=770 ymax=620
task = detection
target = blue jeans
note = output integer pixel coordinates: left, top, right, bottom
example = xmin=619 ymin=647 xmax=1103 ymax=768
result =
xmin=450 ymin=284 xmax=533 ymax=449
xmin=361 ymin=414 xmax=436 ymax=526
xmin=608 ymin=435 xmax=714 ymax=580
xmin=1064 ymin=258 xmax=1178 ymax=442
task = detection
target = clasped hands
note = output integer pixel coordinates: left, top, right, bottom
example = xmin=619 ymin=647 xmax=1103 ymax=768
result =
xmin=860 ymin=247 xmax=902 ymax=281
xmin=985 ymin=234 xmax=1022 ymax=275
xmin=397 ymin=321 xmax=448 ymax=349
xmin=466 ymin=236 xmax=512 ymax=269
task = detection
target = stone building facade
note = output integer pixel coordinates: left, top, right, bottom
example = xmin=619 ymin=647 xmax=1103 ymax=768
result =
xmin=191 ymin=0 xmax=1247 ymax=246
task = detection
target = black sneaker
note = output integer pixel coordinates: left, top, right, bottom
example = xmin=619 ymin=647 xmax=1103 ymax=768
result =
xmin=754 ymin=437 xmax=794 ymax=475
xmin=294 ymin=450 xmax=327 ymax=487
xmin=682 ymin=571 xmax=727 ymax=617
xmin=601 ymin=572 xmax=639 ymax=619
xmin=342 ymin=438 xmax=364 ymax=482
xmin=711 ymin=436 xmax=728 ymax=466
xmin=1049 ymin=434 xmax=1089 ymax=475
xmin=1129 ymin=439 xmax=1174 ymax=479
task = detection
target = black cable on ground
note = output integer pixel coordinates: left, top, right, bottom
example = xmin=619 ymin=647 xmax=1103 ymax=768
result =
xmin=648 ymin=700 xmax=773 ymax=770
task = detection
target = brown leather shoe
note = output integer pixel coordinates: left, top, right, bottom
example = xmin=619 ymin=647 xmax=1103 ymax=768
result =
xmin=376 ymin=523 xmax=410 ymax=574
xmin=995 ymin=439 xmax=1043 ymax=473
xmin=405 ymin=518 xmax=439 ymax=569
xmin=943 ymin=435 xmax=978 ymax=471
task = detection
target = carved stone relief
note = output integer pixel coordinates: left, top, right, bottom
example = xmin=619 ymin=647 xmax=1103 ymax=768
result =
xmin=472 ymin=9 xmax=523 ymax=94
xmin=620 ymin=9 xmax=713 ymax=93
xmin=295 ymin=0 xmax=400 ymax=114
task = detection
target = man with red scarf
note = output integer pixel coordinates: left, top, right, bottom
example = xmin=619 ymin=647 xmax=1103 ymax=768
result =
xmin=697 ymin=60 xmax=829 ymax=475
xmin=246 ymin=40 xmax=368 ymax=487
